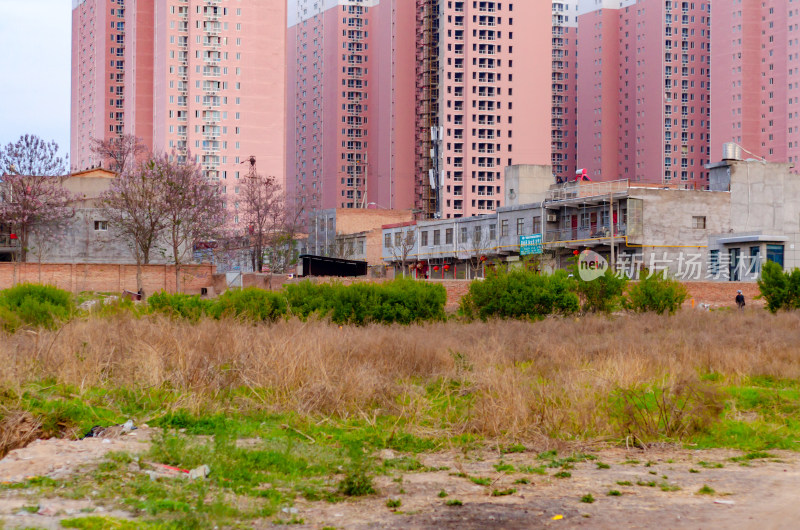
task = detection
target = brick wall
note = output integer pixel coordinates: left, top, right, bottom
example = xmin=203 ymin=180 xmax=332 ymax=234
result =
xmin=0 ymin=263 xmax=214 ymax=294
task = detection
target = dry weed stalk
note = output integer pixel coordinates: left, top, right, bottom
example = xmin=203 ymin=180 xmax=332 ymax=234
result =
xmin=0 ymin=310 xmax=798 ymax=440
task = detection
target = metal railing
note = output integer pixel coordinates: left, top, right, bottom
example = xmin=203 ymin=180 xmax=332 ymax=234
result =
xmin=547 ymin=179 xmax=630 ymax=202
xmin=0 ymin=234 xmax=21 ymax=249
xmin=546 ymin=224 xmax=628 ymax=244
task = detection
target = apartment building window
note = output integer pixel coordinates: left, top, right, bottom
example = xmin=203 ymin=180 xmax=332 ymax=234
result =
xmin=500 ymin=219 xmax=508 ymax=237
xmin=532 ymin=217 xmax=541 ymax=234
xmin=516 ymin=218 xmax=524 ymax=235
xmin=692 ymin=216 xmax=706 ymax=229
xmin=421 ymin=231 xmax=429 ymax=247
xmin=384 ymin=234 xmax=391 ymax=248
xmin=433 ymin=230 xmax=441 ymax=246
xmin=489 ymin=224 xmax=497 ymax=240
xmin=460 ymin=226 xmax=468 ymax=244
xmin=94 ymin=221 xmax=109 ymax=232
xmin=445 ymin=228 xmax=454 ymax=245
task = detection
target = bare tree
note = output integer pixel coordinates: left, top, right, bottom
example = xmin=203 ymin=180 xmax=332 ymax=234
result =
xmin=159 ymin=154 xmax=227 ymax=292
xmin=388 ymin=228 xmax=417 ymax=278
xmin=0 ymin=134 xmax=67 ymax=177
xmin=89 ymin=134 xmax=148 ymax=174
xmin=101 ymin=156 xmax=169 ymax=295
xmin=457 ymin=224 xmax=494 ymax=279
xmin=240 ymin=174 xmax=286 ymax=274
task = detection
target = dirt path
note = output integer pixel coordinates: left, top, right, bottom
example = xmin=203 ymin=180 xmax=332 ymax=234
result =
xmin=1 ymin=437 xmax=799 ymax=528
xmin=295 ymin=447 xmax=800 ymax=529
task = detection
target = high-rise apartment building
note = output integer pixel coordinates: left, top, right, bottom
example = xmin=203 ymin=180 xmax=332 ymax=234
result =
xmin=421 ymin=0 xmax=552 ymax=219
xmin=288 ymin=0 xmax=552 ymax=221
xmin=71 ymin=0 xmax=287 ymax=225
xmin=71 ymin=0 xmax=126 ymax=171
xmin=711 ymin=0 xmax=800 ymax=168
xmin=286 ymin=0 xmax=417 ymax=215
xmin=551 ymin=0 xmax=579 ymax=182
xmin=572 ymin=0 xmax=711 ymax=188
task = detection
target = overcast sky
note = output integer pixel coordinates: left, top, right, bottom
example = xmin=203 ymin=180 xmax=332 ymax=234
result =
xmin=0 ymin=0 xmax=71 ymax=159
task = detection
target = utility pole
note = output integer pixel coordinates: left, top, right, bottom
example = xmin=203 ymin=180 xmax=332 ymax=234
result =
xmin=609 ymin=189 xmax=615 ymax=274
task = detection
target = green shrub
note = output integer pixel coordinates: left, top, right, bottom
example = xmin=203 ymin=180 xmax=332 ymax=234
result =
xmin=285 ymin=279 xmax=446 ymax=325
xmin=459 ymin=268 xmax=579 ymax=321
xmin=757 ymin=261 xmax=800 ymax=313
xmin=625 ymin=270 xmax=688 ymax=315
xmin=0 ymin=304 xmax=23 ymax=333
xmin=0 ymin=284 xmax=74 ymax=330
xmin=209 ymin=287 xmax=287 ymax=323
xmin=574 ymin=267 xmax=628 ymax=314
xmin=147 ymin=292 xmax=213 ymax=321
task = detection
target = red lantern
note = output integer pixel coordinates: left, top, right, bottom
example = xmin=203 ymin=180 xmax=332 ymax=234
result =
xmin=433 ymin=266 xmax=439 ymax=271
xmin=480 ymin=255 xmax=487 ymax=262
xmin=573 ymin=250 xmax=579 ymax=256
xmin=444 ymin=265 xmax=450 ymax=271
xmin=9 ymin=234 xmax=17 ymax=240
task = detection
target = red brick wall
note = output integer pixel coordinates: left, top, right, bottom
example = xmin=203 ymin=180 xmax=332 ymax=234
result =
xmin=0 ymin=263 xmax=214 ymax=294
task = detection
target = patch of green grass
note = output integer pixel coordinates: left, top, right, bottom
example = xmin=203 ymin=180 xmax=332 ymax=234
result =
xmin=622 ymin=459 xmax=640 ymax=465
xmin=580 ymin=494 xmax=595 ymax=504
xmin=596 ymin=462 xmax=610 ymax=469
xmin=616 ymin=481 xmax=632 ymax=486
xmin=697 ymin=461 xmax=724 ymax=469
xmin=659 ymin=482 xmax=681 ymax=492
xmin=469 ymin=476 xmax=491 ymax=486
xmin=386 ymin=499 xmax=402 ymax=509
xmin=697 ymin=485 xmax=715 ymax=495
xmin=274 ymin=517 xmax=305 ymax=525
xmin=689 ymin=468 xmax=700 ymax=473
xmin=445 ymin=499 xmax=463 ymax=506
xmin=493 ymin=461 xmax=515 ymax=474
xmin=537 ymin=450 xmax=558 ymax=460
xmin=729 ymin=451 xmax=776 ymax=462
xmin=636 ymin=480 xmax=657 ymax=487
xmin=607 ymin=490 xmax=622 ymax=496
xmin=513 ymin=478 xmax=530 ymax=485
xmin=491 ymin=488 xmax=516 ymax=497
xmin=60 ymin=517 xmax=145 ymax=529
xmin=518 ymin=465 xmax=547 ymax=475
xmin=501 ymin=443 xmax=526 ymax=454
xmin=383 ymin=457 xmax=424 ymax=472
xmin=437 ymin=490 xmax=448 ymax=498
xmin=553 ymin=471 xmax=572 ymax=479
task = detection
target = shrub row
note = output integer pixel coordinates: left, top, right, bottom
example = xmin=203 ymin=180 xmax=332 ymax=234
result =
xmin=460 ymin=267 xmax=687 ymax=321
xmin=148 ymin=278 xmax=447 ymax=326
xmin=0 ymin=284 xmax=74 ymax=332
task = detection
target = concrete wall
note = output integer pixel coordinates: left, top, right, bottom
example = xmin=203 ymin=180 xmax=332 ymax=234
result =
xmin=504 ymin=165 xmax=553 ymax=207
xmin=0 ymin=263 xmax=214 ymax=294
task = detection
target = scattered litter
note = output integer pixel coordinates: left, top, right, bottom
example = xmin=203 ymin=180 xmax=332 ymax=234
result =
xmin=714 ymin=500 xmax=735 ymax=505
xmin=552 ymin=514 xmax=564 ymax=520
xmin=281 ymin=507 xmax=299 ymax=515
xmin=188 ymin=464 xmax=211 ymax=480
xmin=82 ymin=420 xmax=138 ymax=440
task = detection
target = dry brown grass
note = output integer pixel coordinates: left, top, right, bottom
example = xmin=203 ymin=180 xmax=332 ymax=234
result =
xmin=1 ymin=309 xmax=799 ymax=441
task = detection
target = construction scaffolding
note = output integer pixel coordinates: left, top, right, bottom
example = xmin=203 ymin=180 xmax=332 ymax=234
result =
xmin=415 ymin=0 xmax=440 ymax=219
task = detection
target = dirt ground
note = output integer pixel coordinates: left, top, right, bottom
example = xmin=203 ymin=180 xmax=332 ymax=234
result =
xmin=1 ymin=432 xmax=799 ymax=529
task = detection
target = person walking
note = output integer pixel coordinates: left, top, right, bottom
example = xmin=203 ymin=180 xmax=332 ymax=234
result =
xmin=736 ymin=290 xmax=746 ymax=311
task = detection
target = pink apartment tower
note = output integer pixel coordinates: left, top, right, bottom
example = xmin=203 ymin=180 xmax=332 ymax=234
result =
xmin=72 ymin=0 xmax=287 ymax=226
xmin=71 ymin=0 xmax=126 ymax=171
xmin=424 ymin=0 xmax=552 ymax=219
xmin=711 ymin=0 xmax=800 ymax=168
xmin=288 ymin=0 xmax=552 ymax=221
xmin=287 ymin=0 xmax=418 ymax=215
xmin=552 ymin=1 xmax=579 ymax=182
xmin=575 ymin=0 xmax=712 ymax=188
